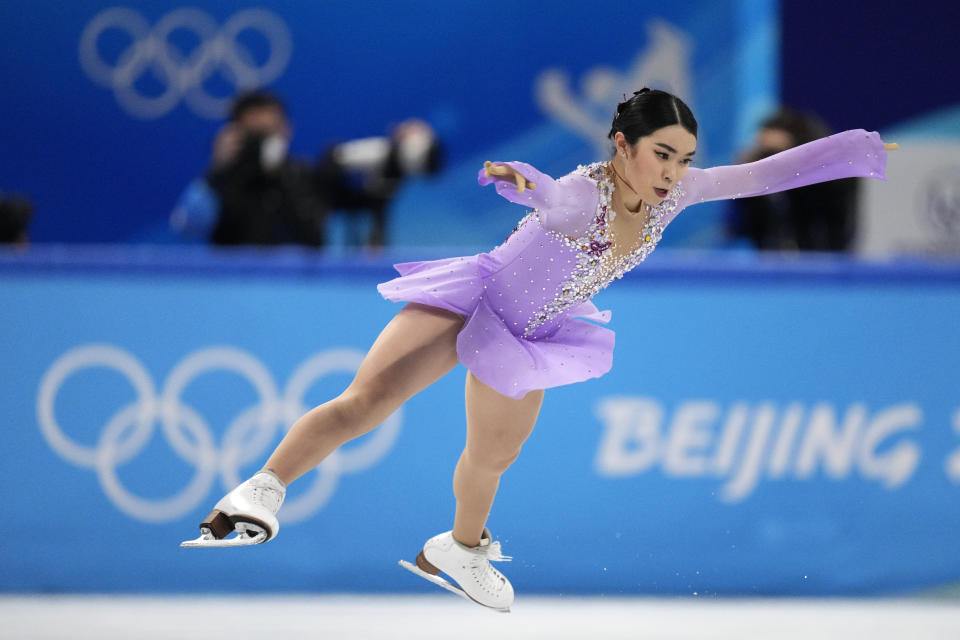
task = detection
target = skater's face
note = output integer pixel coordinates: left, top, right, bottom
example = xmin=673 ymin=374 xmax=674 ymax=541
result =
xmin=616 ymin=125 xmax=696 ymax=203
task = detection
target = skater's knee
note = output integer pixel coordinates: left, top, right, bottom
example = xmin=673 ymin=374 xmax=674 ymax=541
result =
xmin=464 ymin=443 xmax=523 ymax=475
xmin=334 ymin=383 xmax=399 ymax=433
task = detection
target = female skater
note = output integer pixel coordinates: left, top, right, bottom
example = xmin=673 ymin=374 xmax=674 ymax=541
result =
xmin=182 ymin=89 xmax=896 ymax=611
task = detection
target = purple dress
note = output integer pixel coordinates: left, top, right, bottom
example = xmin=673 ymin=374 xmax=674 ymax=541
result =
xmin=378 ymin=129 xmax=888 ymax=398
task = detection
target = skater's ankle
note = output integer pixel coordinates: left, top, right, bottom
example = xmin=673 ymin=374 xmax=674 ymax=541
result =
xmin=451 ymin=532 xmax=481 ymax=548
xmin=257 ymin=468 xmax=287 ymax=488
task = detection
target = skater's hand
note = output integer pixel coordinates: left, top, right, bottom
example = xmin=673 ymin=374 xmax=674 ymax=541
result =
xmin=884 ymin=142 xmax=899 ymax=151
xmin=483 ymin=161 xmax=536 ymax=194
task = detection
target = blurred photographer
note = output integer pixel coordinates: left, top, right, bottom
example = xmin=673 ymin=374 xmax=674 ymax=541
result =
xmin=317 ymin=118 xmax=442 ymax=246
xmin=728 ymin=109 xmax=858 ymax=251
xmin=171 ymin=91 xmax=326 ymax=246
xmin=0 ymin=193 xmax=33 ymax=247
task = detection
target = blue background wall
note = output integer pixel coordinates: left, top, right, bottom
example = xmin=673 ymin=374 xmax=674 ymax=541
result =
xmin=781 ymin=0 xmax=960 ymax=134
xmin=2 ymin=248 xmax=959 ymax=595
xmin=3 ymin=1 xmax=959 ymax=249
xmin=0 ymin=0 xmax=776 ymax=247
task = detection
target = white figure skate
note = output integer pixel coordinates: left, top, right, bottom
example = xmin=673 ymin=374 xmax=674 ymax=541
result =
xmin=399 ymin=528 xmax=514 ymax=612
xmin=180 ymin=470 xmax=285 ymax=548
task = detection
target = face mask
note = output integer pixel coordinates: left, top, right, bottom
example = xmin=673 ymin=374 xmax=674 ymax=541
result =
xmin=398 ymin=130 xmax=433 ymax=174
xmin=260 ymin=134 xmax=289 ymax=171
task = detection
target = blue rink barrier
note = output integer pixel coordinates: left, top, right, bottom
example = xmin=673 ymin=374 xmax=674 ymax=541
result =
xmin=2 ymin=246 xmax=959 ymax=596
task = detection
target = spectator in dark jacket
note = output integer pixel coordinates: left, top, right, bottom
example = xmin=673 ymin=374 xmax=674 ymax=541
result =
xmin=729 ymin=109 xmax=858 ymax=251
xmin=0 ymin=193 xmax=33 ymax=247
xmin=171 ymin=91 xmax=326 ymax=247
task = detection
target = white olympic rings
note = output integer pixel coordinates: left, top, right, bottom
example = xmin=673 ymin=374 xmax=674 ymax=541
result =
xmin=79 ymin=7 xmax=292 ymax=119
xmin=37 ymin=344 xmax=402 ymax=523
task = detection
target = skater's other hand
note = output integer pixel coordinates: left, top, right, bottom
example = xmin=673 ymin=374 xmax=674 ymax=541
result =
xmin=884 ymin=142 xmax=899 ymax=150
xmin=483 ymin=161 xmax=536 ymax=194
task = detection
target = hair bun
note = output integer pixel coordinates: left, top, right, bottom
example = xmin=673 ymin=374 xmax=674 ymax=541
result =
xmin=606 ymin=87 xmax=698 ymax=144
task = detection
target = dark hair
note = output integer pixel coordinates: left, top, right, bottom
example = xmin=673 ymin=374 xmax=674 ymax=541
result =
xmin=607 ymin=88 xmax=698 ymax=149
xmin=760 ymin=108 xmax=830 ymax=147
xmin=229 ymin=90 xmax=287 ymax=122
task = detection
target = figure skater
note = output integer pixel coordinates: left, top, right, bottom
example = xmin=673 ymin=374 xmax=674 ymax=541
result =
xmin=182 ymin=89 xmax=897 ymax=612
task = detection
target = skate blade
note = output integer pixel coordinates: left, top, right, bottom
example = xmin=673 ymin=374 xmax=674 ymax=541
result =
xmin=180 ymin=533 xmax=264 ymax=548
xmin=397 ymin=560 xmax=510 ymax=613
xmin=180 ymin=522 xmax=268 ymax=548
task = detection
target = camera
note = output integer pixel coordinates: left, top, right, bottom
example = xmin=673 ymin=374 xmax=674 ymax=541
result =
xmin=236 ymin=132 xmax=288 ymax=173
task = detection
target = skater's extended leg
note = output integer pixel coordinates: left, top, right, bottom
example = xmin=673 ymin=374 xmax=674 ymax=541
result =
xmin=183 ymin=302 xmax=464 ymax=548
xmin=264 ymin=303 xmax=464 ymax=485
xmin=452 ymin=372 xmax=543 ymax=547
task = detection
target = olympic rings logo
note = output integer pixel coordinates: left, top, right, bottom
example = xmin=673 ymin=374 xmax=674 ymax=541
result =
xmin=79 ymin=7 xmax=292 ymax=119
xmin=37 ymin=344 xmax=402 ymax=524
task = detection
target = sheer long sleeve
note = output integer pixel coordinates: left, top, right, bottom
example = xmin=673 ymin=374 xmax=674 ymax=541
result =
xmin=670 ymin=129 xmax=888 ymax=225
xmin=478 ymin=161 xmax=599 ymax=236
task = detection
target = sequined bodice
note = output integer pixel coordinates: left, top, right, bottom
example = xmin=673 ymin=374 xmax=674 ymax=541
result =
xmin=486 ymin=161 xmax=683 ymax=338
xmin=566 ymin=162 xmax=681 ymax=291
xmin=475 ymin=129 xmax=888 ymax=339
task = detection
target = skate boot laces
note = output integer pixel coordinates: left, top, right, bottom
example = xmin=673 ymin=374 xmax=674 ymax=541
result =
xmin=468 ymin=537 xmax=512 ymax=595
xmin=476 ymin=538 xmax=511 ymax=562
xmin=245 ymin=471 xmax=285 ymax=515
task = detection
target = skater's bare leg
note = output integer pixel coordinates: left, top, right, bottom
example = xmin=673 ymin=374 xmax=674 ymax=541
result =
xmin=452 ymin=372 xmax=543 ymax=547
xmin=263 ymin=303 xmax=463 ymax=485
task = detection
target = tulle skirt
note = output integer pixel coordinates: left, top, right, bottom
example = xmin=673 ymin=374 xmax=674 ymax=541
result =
xmin=377 ymin=254 xmax=615 ymax=399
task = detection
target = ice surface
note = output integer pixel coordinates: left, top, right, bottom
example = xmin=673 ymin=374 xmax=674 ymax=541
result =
xmin=1 ymin=595 xmax=959 ymax=640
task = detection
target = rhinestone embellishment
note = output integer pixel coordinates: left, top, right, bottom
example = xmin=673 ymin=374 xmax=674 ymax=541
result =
xmin=521 ymin=162 xmax=683 ymax=336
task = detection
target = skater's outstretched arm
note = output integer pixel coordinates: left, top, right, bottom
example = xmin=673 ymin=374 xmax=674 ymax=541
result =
xmin=669 ymin=129 xmax=895 ymax=224
xmin=479 ymin=161 xmax=599 ymax=237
